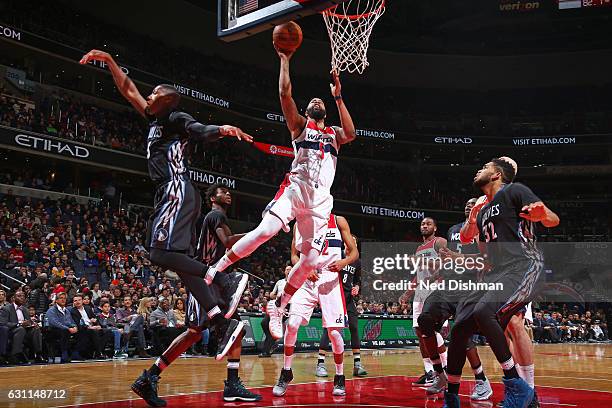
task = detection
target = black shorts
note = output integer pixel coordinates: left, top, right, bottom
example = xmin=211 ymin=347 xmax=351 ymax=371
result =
xmin=421 ymin=289 xmax=461 ymax=333
xmin=185 ymin=279 xmax=236 ymax=330
xmin=345 ymin=293 xmax=358 ymax=318
xmin=147 ymin=179 xmax=201 ymax=254
xmin=454 ymin=258 xmax=543 ymax=329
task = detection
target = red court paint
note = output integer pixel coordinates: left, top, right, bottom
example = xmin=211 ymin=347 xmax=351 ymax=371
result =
xmin=57 ymin=375 xmax=612 ymax=407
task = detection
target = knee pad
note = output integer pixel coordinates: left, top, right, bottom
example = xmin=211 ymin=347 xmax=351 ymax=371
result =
xmin=328 ymin=329 xmax=344 ymax=354
xmin=417 ymin=313 xmax=436 ymax=337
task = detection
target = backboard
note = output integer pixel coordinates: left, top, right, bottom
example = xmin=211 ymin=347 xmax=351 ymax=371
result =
xmin=217 ymin=0 xmax=348 ymax=41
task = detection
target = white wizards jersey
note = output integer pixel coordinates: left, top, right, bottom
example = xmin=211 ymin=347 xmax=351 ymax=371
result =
xmin=319 ymin=214 xmax=343 ymax=271
xmin=414 ymin=237 xmax=441 ymax=302
xmin=290 ymin=120 xmax=339 ymax=190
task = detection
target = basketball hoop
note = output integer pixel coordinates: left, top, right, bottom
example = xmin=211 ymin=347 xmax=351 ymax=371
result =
xmin=322 ymin=0 xmax=385 ymax=74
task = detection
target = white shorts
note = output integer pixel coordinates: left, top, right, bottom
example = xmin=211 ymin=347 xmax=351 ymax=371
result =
xmin=412 ymin=301 xmax=424 ymax=328
xmin=289 ymin=271 xmax=347 ymax=328
xmin=264 ymin=173 xmax=333 ymax=253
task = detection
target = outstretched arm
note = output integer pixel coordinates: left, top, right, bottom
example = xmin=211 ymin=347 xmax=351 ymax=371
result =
xmin=80 ymin=50 xmax=147 ymax=117
xmin=277 ymin=48 xmax=307 ymax=139
xmin=330 ymin=71 xmax=356 ymax=145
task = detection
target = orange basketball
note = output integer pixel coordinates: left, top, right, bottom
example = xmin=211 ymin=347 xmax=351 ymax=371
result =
xmin=273 ymin=21 xmax=303 ymax=53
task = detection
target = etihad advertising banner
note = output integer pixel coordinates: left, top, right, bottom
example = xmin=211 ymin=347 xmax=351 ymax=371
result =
xmin=2 ymin=25 xmax=611 ymax=147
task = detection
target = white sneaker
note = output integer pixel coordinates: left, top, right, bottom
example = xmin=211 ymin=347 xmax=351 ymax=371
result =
xmin=316 ymin=363 xmax=328 ymax=377
xmin=267 ymin=300 xmax=284 ymax=340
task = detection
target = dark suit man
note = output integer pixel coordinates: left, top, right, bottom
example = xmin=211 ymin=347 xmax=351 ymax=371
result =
xmin=0 ymin=291 xmax=44 ymax=364
xmin=69 ymin=293 xmax=108 ymax=359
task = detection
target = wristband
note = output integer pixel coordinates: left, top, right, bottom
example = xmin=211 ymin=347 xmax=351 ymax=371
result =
xmin=334 ymin=94 xmax=342 ymax=101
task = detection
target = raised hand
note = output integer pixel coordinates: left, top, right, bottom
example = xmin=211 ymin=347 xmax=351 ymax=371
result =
xmin=79 ymin=49 xmax=112 ymax=65
xmin=468 ymin=195 xmax=488 ymax=224
xmin=520 ymin=202 xmax=548 ymax=222
xmin=274 ymin=43 xmax=295 ymax=61
xmin=220 ymin=125 xmax=254 ymax=143
xmin=330 ymin=69 xmax=341 ymax=98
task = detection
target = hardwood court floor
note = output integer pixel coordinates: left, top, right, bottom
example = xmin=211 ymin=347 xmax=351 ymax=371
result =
xmin=0 ymin=343 xmax=610 ymax=407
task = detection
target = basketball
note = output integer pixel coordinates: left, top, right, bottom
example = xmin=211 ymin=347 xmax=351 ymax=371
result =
xmin=273 ymin=21 xmax=303 ymax=53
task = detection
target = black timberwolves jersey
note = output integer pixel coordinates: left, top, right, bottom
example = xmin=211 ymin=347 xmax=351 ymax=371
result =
xmin=146 ymin=111 xmax=222 ymax=183
xmin=476 ymin=183 xmax=541 ymax=269
xmin=196 ymin=209 xmax=228 ymax=266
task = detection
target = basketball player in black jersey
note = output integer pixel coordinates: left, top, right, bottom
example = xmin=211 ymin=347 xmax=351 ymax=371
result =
xmin=418 ymin=199 xmax=493 ymax=400
xmin=130 ymin=184 xmax=261 ymax=404
xmin=443 ymin=159 xmax=559 ymax=408
xmin=80 ymin=50 xmax=252 ymax=406
xmin=315 ymin=234 xmax=367 ymax=378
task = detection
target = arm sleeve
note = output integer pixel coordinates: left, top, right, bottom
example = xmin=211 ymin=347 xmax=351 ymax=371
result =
xmin=509 ymin=183 xmax=541 ymax=209
xmin=171 ymin=111 xmax=223 ymax=144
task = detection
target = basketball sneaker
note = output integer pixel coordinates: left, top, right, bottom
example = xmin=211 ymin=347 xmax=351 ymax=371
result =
xmin=497 ymin=389 xmax=539 ymax=408
xmin=353 ymin=363 xmax=367 ymax=377
xmin=501 ymin=377 xmax=534 ymax=408
xmin=471 ymin=378 xmax=493 ymax=401
xmin=316 ymin=362 xmax=328 ymax=377
xmin=412 ymin=370 xmax=435 ymax=386
xmin=273 ymin=368 xmax=294 ymax=396
xmin=333 ymin=374 xmax=346 ymax=396
xmin=442 ymin=391 xmax=460 ymax=408
xmin=215 ymin=318 xmax=245 ymax=361
xmin=131 ymin=369 xmax=167 ymax=407
xmin=221 ymin=272 xmax=249 ymax=319
xmin=267 ymin=300 xmax=285 ymax=340
xmin=426 ymin=371 xmax=447 ymax=395
xmin=223 ymin=378 xmax=263 ymax=402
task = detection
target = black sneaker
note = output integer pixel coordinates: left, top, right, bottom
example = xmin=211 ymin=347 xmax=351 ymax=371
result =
xmin=332 ymin=374 xmax=346 ymax=396
xmin=272 ymin=368 xmax=294 ymax=396
xmin=412 ymin=370 xmax=435 ymax=386
xmin=131 ymin=369 xmax=167 ymax=407
xmin=221 ymin=272 xmax=249 ymax=319
xmin=215 ymin=318 xmax=245 ymax=361
xmin=223 ymin=378 xmax=263 ymax=402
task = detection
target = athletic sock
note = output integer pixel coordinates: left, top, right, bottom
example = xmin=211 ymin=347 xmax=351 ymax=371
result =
xmin=284 ymin=346 xmax=294 ymax=370
xmin=431 ymin=357 xmax=444 ymax=374
xmin=517 ymin=364 xmax=535 ymax=388
xmin=334 ymin=353 xmax=343 ymax=375
xmin=227 ymin=359 xmax=240 ymax=381
xmin=150 ymin=355 xmax=169 ymax=376
xmin=318 ymin=352 xmax=325 ymax=365
xmin=473 ymin=364 xmax=486 ymax=381
xmin=501 ymin=357 xmax=519 ymax=379
xmin=354 ymin=352 xmax=361 ymax=366
xmin=423 ymin=357 xmax=434 ymax=373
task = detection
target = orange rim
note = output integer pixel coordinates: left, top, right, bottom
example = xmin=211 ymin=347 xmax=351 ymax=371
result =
xmin=322 ymin=0 xmax=385 ymax=21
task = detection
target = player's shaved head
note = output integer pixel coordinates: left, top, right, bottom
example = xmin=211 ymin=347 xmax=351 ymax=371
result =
xmin=146 ymin=84 xmax=181 ymax=117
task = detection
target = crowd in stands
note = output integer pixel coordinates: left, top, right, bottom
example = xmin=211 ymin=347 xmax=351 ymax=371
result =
xmin=0 ymin=190 xmax=297 ymax=365
xmin=529 ymin=305 xmax=609 ymax=344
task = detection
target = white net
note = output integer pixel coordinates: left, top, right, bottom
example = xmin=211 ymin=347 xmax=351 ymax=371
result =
xmin=322 ymin=0 xmax=385 ymax=74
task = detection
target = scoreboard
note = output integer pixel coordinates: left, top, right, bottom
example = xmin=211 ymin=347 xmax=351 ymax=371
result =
xmin=559 ymin=0 xmax=612 ymax=9
xmin=218 ymin=0 xmax=346 ymax=41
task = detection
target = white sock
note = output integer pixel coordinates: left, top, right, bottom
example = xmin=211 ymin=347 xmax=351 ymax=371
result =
xmin=423 ymin=357 xmax=433 ymax=372
xmin=335 ymin=362 xmax=344 ymax=375
xmin=517 ymin=364 xmax=535 ymax=389
xmin=214 ymin=255 xmax=232 ymax=274
xmin=440 ymin=349 xmax=448 ymax=368
xmin=283 ymin=353 xmax=293 ymax=370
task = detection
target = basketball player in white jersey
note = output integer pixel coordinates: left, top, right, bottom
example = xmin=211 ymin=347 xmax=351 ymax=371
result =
xmin=273 ymin=214 xmax=358 ymax=397
xmin=400 ymin=217 xmax=448 ymax=387
xmin=204 ymin=46 xmax=357 ymax=340
xmin=459 ymin=157 xmax=539 ymax=407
